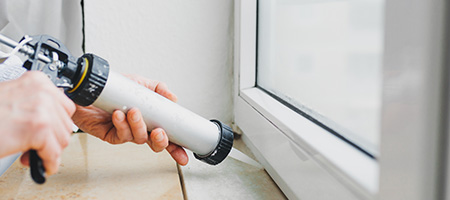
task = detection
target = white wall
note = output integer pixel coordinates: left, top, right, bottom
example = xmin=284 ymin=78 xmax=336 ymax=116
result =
xmin=85 ymin=1 xmax=234 ymax=124
xmin=0 ymin=0 xmax=83 ymax=56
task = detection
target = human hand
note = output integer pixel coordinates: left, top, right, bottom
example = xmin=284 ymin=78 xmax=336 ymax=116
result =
xmin=0 ymin=71 xmax=76 ymax=175
xmin=72 ymin=74 xmax=188 ymax=165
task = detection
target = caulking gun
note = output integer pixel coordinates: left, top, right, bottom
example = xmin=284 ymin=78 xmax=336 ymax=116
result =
xmin=0 ymin=34 xmax=234 ymax=184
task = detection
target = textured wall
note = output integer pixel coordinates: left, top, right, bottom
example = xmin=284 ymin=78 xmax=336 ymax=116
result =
xmin=85 ymin=1 xmax=234 ymax=123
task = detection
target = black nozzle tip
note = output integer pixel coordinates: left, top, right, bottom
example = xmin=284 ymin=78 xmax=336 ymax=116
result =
xmin=194 ymin=120 xmax=234 ymax=165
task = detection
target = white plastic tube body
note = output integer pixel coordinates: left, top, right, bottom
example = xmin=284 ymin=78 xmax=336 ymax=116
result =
xmin=92 ymin=70 xmax=220 ymax=155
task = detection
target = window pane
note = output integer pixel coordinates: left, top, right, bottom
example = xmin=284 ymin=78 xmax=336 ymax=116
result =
xmin=257 ymin=0 xmax=384 ymax=155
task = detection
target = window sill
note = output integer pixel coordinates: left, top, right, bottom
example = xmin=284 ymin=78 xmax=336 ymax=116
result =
xmin=236 ymin=87 xmax=378 ymax=197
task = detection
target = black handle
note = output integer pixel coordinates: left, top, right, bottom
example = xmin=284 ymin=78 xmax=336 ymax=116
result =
xmin=30 ymin=150 xmax=46 ymax=184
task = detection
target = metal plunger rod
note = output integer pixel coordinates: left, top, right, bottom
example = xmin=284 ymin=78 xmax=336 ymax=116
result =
xmin=0 ymin=34 xmax=20 ymax=49
xmin=0 ymin=34 xmax=51 ymax=63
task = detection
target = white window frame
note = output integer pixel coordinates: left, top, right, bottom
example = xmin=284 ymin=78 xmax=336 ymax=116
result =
xmin=233 ymin=0 xmax=449 ymax=199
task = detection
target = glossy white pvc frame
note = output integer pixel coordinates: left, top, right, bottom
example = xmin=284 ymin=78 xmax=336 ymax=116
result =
xmin=234 ymin=0 xmax=449 ymax=200
xmin=234 ymin=0 xmax=378 ymax=199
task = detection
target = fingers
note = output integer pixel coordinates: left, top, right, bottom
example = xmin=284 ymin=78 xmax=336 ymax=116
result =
xmin=3 ymin=71 xmax=74 ymax=176
xmin=38 ymin=136 xmax=62 ymax=175
xmin=111 ymin=109 xmax=150 ymax=145
xmin=126 ymin=108 xmax=148 ymax=144
xmin=29 ymin=130 xmax=62 ymax=176
xmin=20 ymin=147 xmax=62 ymax=176
xmin=111 ymin=110 xmax=133 ymax=143
xmin=20 ymin=151 xmax=30 ymax=166
xmin=123 ymin=74 xmax=177 ymax=102
xmin=147 ymin=128 xmax=169 ymax=152
xmin=166 ymin=143 xmax=189 ymax=166
xmin=26 ymin=100 xmax=71 ymax=176
xmin=51 ymin=86 xmax=76 ymax=116
xmin=51 ymin=103 xmax=74 ymax=148
xmin=154 ymin=82 xmax=178 ymax=102
xmin=146 ymin=128 xmax=189 ymax=165
xmin=22 ymin=71 xmax=76 ymax=116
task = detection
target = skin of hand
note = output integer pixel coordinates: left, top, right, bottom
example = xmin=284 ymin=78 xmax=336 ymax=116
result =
xmin=0 ymin=71 xmax=76 ymax=176
xmin=71 ymin=74 xmax=189 ymax=166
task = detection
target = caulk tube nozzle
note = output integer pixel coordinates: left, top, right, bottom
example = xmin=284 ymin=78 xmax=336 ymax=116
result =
xmin=194 ymin=119 xmax=234 ymax=165
xmin=71 ymin=55 xmax=233 ymax=165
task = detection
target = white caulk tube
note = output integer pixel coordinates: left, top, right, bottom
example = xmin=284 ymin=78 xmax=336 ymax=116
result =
xmin=95 ymin=71 xmax=219 ymax=155
xmin=68 ymin=54 xmax=234 ymax=165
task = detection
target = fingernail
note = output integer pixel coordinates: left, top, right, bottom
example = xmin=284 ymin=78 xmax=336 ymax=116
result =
xmin=116 ymin=112 xmax=125 ymax=121
xmin=131 ymin=112 xmax=140 ymax=122
xmin=155 ymin=130 xmax=164 ymax=142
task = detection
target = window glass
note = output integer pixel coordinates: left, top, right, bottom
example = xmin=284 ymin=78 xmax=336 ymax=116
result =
xmin=257 ymin=0 xmax=384 ymax=155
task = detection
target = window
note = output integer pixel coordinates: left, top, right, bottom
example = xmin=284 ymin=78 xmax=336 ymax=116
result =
xmin=257 ymin=0 xmax=384 ymax=156
xmin=234 ymin=0 xmax=449 ymax=199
